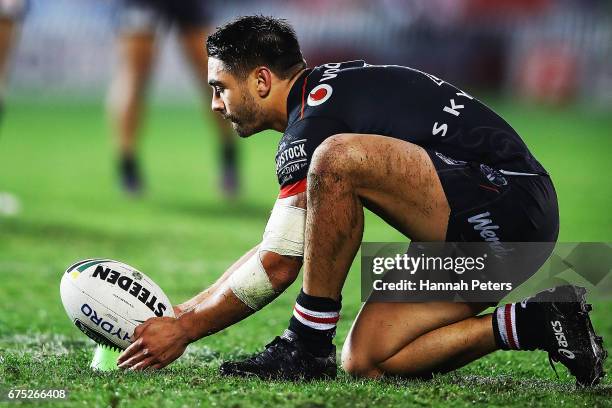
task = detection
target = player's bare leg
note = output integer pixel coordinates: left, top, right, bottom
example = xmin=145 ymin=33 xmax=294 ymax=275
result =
xmin=295 ymin=134 xmax=605 ymax=384
xmin=302 ymin=134 xmax=449 ymax=302
xmin=283 ymin=134 xmax=451 ymax=359
xmin=342 ymin=301 xmax=495 ymax=378
xmin=107 ymin=32 xmax=157 ymax=194
xmin=221 ymin=133 xmax=453 ymax=380
xmin=299 ymin=136 xmax=497 ymax=376
xmin=219 ymin=134 xmax=501 ymax=380
xmin=220 ymin=133 xmax=606 ymax=384
xmin=343 ymin=285 xmax=606 ymax=386
xmin=179 ymin=27 xmax=239 ymax=197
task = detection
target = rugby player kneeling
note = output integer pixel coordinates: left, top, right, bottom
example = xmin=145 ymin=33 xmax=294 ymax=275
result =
xmin=117 ymin=16 xmax=606 ymax=386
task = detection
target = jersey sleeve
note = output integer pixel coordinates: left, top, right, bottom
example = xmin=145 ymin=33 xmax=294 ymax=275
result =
xmin=276 ymin=117 xmax=349 ymax=198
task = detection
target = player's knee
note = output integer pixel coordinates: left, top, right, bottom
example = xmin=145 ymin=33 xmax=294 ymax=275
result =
xmin=341 ymin=344 xmax=382 ymax=378
xmin=312 ymin=134 xmax=365 ymax=173
xmin=308 ymin=134 xmax=361 ymax=188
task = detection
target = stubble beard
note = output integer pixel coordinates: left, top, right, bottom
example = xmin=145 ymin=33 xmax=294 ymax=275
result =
xmin=226 ymin=90 xmax=266 ymax=138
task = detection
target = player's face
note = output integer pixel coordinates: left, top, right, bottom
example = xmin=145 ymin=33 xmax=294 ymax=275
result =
xmin=208 ymin=58 xmax=266 ymax=138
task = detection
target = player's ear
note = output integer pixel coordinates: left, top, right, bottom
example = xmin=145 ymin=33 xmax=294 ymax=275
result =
xmin=255 ymin=67 xmax=272 ymax=98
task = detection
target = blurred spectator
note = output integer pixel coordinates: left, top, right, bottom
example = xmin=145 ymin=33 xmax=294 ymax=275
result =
xmin=107 ymin=0 xmax=239 ymax=196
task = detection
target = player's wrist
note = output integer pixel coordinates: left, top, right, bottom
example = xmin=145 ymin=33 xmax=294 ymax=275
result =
xmin=176 ymin=310 xmax=203 ymax=344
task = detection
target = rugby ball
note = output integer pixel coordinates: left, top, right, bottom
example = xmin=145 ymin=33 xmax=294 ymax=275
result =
xmin=60 ymin=259 xmax=175 ymax=350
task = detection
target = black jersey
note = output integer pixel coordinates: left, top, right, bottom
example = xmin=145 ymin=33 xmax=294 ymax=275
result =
xmin=276 ymin=60 xmax=547 ymax=198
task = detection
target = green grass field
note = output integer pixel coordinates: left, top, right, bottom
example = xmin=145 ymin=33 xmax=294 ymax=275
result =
xmin=0 ymin=101 xmax=611 ymax=407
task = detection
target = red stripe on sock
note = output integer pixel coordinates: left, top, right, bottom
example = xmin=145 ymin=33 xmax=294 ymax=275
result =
xmin=293 ymin=307 xmax=339 ymax=324
xmin=504 ymin=304 xmax=517 ymax=349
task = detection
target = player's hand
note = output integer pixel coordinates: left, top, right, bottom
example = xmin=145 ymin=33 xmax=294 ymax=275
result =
xmin=117 ymin=317 xmax=190 ymax=370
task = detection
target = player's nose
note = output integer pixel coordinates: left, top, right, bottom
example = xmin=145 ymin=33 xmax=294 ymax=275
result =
xmin=211 ymin=95 xmax=225 ymax=114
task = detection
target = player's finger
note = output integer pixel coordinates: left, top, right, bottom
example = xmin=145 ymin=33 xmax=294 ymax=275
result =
xmin=118 ymin=348 xmax=150 ymax=369
xmin=130 ymin=356 xmax=157 ymax=371
xmin=148 ymin=363 xmax=164 ymax=370
xmin=117 ymin=338 xmax=143 ymax=364
xmin=118 ymin=337 xmax=143 ymax=362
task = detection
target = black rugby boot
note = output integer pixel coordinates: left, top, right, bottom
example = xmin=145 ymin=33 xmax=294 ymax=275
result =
xmin=526 ymin=285 xmax=607 ymax=386
xmin=219 ymin=330 xmax=337 ymax=381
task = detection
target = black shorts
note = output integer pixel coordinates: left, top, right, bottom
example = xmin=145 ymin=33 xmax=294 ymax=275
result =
xmin=427 ymin=150 xmax=560 ymax=243
xmin=117 ymin=0 xmax=211 ymax=33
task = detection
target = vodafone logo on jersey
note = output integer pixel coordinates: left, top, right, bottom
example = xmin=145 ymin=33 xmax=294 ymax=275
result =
xmin=307 ymin=84 xmax=333 ymax=106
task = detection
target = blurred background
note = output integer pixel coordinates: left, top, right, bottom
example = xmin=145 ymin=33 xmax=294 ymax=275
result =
xmin=0 ymin=3 xmax=611 ymax=402
xmin=0 ymin=0 xmax=611 ymax=353
xmin=8 ymin=0 xmax=612 ymax=106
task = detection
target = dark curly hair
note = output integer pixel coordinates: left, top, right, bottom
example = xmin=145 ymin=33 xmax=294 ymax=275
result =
xmin=207 ymin=15 xmax=306 ymax=79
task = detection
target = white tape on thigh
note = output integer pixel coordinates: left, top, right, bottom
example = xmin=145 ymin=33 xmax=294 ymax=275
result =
xmin=228 ymin=251 xmax=275 ymax=311
xmin=260 ymin=203 xmax=306 ymax=257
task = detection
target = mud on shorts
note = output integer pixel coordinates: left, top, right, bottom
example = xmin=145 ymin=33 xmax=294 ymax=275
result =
xmin=116 ymin=0 xmax=212 ymax=34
